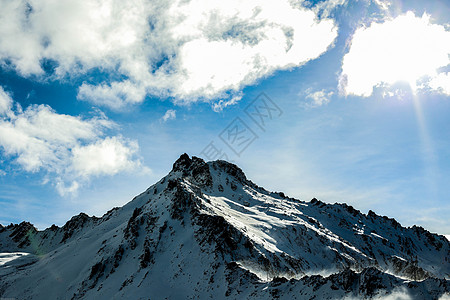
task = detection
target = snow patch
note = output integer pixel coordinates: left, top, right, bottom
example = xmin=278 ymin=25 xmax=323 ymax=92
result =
xmin=0 ymin=252 xmax=30 ymax=266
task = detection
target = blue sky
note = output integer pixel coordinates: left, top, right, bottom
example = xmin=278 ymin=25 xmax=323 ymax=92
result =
xmin=0 ymin=0 xmax=449 ymax=235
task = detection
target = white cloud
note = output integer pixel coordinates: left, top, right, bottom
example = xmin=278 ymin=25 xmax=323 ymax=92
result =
xmin=428 ymin=72 xmax=450 ymax=95
xmin=72 ymin=137 xmax=140 ymax=177
xmin=372 ymin=0 xmax=391 ymax=11
xmin=0 ymin=0 xmax=338 ymax=108
xmin=0 ymin=86 xmax=145 ymax=195
xmin=341 ymin=12 xmax=450 ymax=97
xmin=312 ymin=0 xmax=348 ymax=18
xmin=0 ymin=88 xmax=13 ymax=115
xmin=55 ymin=180 xmax=80 ymax=197
xmin=303 ymin=89 xmax=334 ymax=108
xmin=344 ymin=287 xmax=413 ymax=300
xmin=161 ymin=109 xmax=176 ymax=122
xmin=77 ymin=81 xmax=147 ymax=110
xmin=211 ymin=93 xmax=242 ymax=112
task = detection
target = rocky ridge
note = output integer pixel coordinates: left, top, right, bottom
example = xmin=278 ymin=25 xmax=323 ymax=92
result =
xmin=0 ymin=154 xmax=448 ymax=299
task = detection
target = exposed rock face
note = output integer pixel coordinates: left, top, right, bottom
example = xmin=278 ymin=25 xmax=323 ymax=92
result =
xmin=61 ymin=213 xmax=98 ymax=243
xmin=6 ymin=221 xmax=37 ymax=248
xmin=0 ymin=154 xmax=449 ymax=299
xmin=172 ymin=153 xmax=213 ymax=187
xmin=212 ymin=160 xmax=248 ymax=184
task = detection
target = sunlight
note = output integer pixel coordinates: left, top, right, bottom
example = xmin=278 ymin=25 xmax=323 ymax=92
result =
xmin=412 ymin=94 xmax=439 ymax=198
xmin=342 ymin=12 xmax=450 ymax=96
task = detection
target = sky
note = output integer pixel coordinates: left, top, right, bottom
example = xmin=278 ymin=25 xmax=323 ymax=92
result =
xmin=0 ymin=0 xmax=449 ymax=235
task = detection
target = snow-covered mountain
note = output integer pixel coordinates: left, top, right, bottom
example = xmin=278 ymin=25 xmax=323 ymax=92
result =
xmin=0 ymin=154 xmax=449 ymax=299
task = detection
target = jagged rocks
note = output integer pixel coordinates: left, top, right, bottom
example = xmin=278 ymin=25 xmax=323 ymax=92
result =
xmin=8 ymin=221 xmax=37 ymax=247
xmin=89 ymin=261 xmax=105 ymax=281
xmin=170 ymin=181 xmax=193 ymax=220
xmin=388 ymin=255 xmax=431 ymax=281
xmin=271 ymin=276 xmax=289 ymax=286
xmin=62 ymin=213 xmax=96 ymax=243
xmin=330 ymin=268 xmax=358 ymax=292
xmin=212 ymin=160 xmax=247 ymax=184
xmin=172 ymin=153 xmax=192 ymax=173
xmin=195 ymin=214 xmax=240 ymax=255
xmin=225 ymin=262 xmax=259 ymax=297
xmin=140 ymin=239 xmax=152 ymax=268
xmin=411 ymin=225 xmax=446 ymax=251
xmin=123 ymin=207 xmax=142 ymax=249
xmin=0 ymin=153 xmax=449 ymax=299
xmin=113 ymin=245 xmax=124 ymax=269
xmin=172 ymin=154 xmax=213 ymax=187
xmin=357 ymin=267 xmax=388 ymax=296
xmin=101 ymin=207 xmax=120 ymax=222
xmin=167 ymin=179 xmax=177 ymax=190
xmin=191 ymin=158 xmax=212 ymax=187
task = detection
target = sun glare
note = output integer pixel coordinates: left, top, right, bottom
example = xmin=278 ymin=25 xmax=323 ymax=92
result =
xmin=342 ymin=12 xmax=450 ymax=96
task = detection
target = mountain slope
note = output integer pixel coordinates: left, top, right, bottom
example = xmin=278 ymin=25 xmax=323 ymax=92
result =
xmin=0 ymin=154 xmax=449 ymax=299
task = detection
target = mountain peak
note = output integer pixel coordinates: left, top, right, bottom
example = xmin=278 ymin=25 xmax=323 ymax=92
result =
xmin=1 ymin=156 xmax=449 ymax=299
xmin=211 ymin=159 xmax=248 ymax=184
xmin=171 ymin=153 xmax=212 ymax=187
xmin=170 ymin=153 xmax=250 ymax=188
xmin=172 ymin=153 xmax=194 ymax=172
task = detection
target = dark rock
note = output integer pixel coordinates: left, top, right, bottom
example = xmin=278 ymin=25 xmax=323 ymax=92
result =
xmin=213 ymin=160 xmax=248 ymax=184
xmin=61 ymin=213 xmax=95 ymax=243
xmin=89 ymin=261 xmax=105 ymax=280
xmin=9 ymin=221 xmax=37 ymax=244
xmin=167 ymin=179 xmax=178 ymax=190
xmin=172 ymin=153 xmax=192 ymax=172
xmin=271 ymin=276 xmax=288 ymax=286
xmin=358 ymin=268 xmax=387 ymax=296
xmin=124 ymin=207 xmax=142 ymax=249
xmin=140 ymin=239 xmax=153 ymax=268
xmin=113 ymin=245 xmax=124 ymax=269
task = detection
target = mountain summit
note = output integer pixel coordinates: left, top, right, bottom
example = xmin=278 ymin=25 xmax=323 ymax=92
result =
xmin=0 ymin=154 xmax=449 ymax=299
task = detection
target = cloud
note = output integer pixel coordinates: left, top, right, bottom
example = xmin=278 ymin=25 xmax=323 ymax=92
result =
xmin=302 ymin=89 xmax=334 ymax=108
xmin=160 ymin=109 xmax=176 ymax=122
xmin=340 ymin=12 xmax=450 ymax=97
xmin=372 ymin=0 xmax=391 ymax=11
xmin=0 ymin=87 xmax=145 ymax=195
xmin=72 ymin=137 xmax=140 ymax=177
xmin=428 ymin=72 xmax=450 ymax=95
xmin=343 ymin=287 xmax=413 ymax=300
xmin=77 ymin=81 xmax=148 ymax=110
xmin=0 ymin=0 xmax=338 ymax=109
xmin=0 ymin=88 xmax=13 ymax=115
xmin=211 ymin=93 xmax=242 ymax=112
xmin=311 ymin=0 xmax=348 ymax=18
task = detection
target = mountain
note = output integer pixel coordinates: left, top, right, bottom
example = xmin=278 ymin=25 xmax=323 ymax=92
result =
xmin=0 ymin=154 xmax=449 ymax=299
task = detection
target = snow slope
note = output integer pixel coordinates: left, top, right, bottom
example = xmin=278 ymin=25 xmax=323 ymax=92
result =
xmin=0 ymin=154 xmax=449 ymax=299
